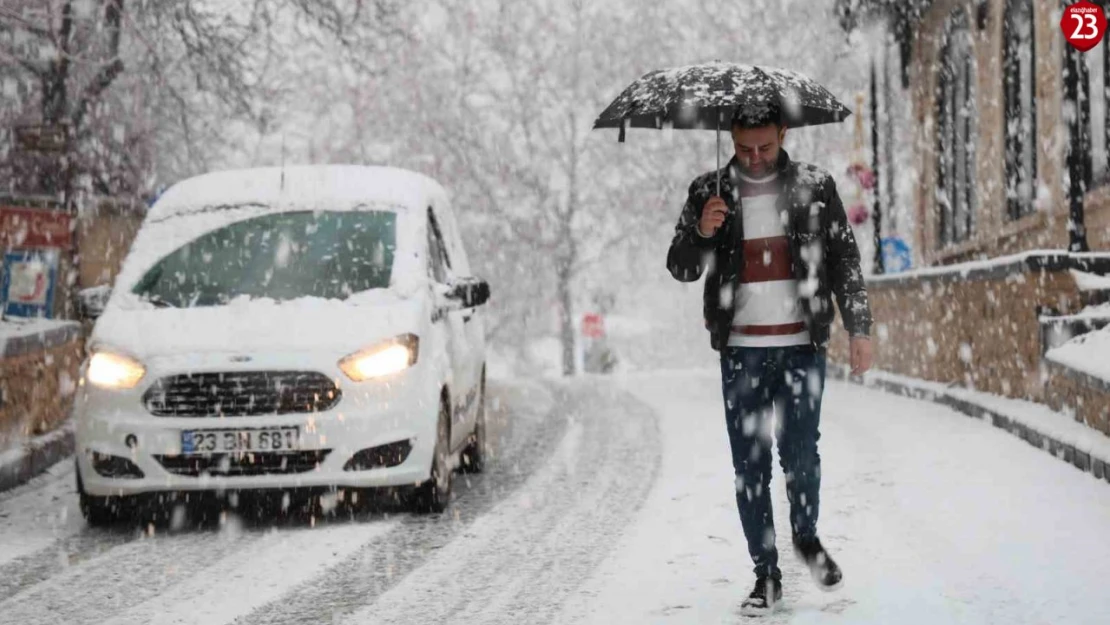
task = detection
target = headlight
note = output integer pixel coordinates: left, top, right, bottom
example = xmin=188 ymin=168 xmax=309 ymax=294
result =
xmin=87 ymin=351 xmax=147 ymax=389
xmin=339 ymin=334 xmax=419 ymax=381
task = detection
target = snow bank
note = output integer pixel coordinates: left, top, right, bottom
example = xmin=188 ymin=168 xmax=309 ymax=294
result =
xmin=853 ymin=368 xmax=1110 ymax=466
xmin=1039 ymin=302 xmax=1110 ymax=323
xmin=0 ymin=422 xmax=74 ymax=492
xmin=0 ymin=318 xmax=77 ymax=340
xmin=1046 ymin=325 xmax=1110 ymax=386
xmin=866 ymin=249 xmax=1110 ymax=284
xmin=1071 ymin=269 xmax=1110 ymax=291
xmin=0 ymin=318 xmax=82 ymax=357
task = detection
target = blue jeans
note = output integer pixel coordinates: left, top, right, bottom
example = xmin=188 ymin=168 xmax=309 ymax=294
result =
xmin=719 ymin=345 xmax=827 ymax=580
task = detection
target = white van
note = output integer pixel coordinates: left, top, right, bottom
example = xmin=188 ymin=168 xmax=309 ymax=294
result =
xmin=73 ymin=165 xmax=490 ymax=522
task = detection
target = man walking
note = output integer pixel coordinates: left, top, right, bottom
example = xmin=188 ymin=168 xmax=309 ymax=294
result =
xmin=667 ymin=103 xmax=873 ymax=616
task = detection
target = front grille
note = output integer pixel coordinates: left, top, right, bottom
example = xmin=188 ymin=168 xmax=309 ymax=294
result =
xmin=144 ymin=371 xmax=341 ymax=417
xmin=154 ymin=451 xmax=331 ymax=476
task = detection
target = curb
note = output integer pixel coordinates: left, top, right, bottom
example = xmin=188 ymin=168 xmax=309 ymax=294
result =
xmin=0 ymin=423 xmax=74 ymax=493
xmin=0 ymin=321 xmax=83 ymax=358
xmin=828 ymin=365 xmax=1110 ymax=485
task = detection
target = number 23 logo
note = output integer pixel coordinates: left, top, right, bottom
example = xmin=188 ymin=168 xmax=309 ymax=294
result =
xmin=1061 ymin=2 xmax=1107 ymax=53
xmin=1071 ymin=13 xmax=1101 ymax=40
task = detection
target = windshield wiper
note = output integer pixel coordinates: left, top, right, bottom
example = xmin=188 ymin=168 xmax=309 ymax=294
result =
xmin=145 ymin=294 xmax=174 ymax=308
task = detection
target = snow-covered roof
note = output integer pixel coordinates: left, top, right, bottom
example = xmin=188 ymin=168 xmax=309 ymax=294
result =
xmin=148 ymin=165 xmax=447 ymax=221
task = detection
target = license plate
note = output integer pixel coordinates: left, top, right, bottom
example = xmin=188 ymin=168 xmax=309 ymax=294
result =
xmin=181 ymin=427 xmax=300 ymax=454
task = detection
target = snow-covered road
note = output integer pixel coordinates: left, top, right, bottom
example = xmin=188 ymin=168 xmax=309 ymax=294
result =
xmin=2 ymin=370 xmax=1109 ymax=624
xmin=560 ymin=370 xmax=1110 ymax=625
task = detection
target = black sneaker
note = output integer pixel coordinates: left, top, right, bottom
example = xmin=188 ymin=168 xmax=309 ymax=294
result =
xmin=793 ymin=535 xmax=843 ymax=591
xmin=739 ymin=576 xmax=783 ymax=616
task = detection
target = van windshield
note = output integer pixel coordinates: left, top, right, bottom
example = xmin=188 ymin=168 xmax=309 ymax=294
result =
xmin=131 ymin=210 xmax=396 ymax=308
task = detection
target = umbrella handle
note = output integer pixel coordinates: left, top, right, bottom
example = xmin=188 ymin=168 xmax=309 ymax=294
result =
xmin=716 ymin=113 xmax=722 ymax=197
xmin=715 ymin=58 xmax=724 ymax=198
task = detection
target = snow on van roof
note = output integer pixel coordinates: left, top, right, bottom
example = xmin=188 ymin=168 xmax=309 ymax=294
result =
xmin=110 ymin=166 xmax=436 ymax=304
xmin=149 ymin=165 xmax=446 ymax=219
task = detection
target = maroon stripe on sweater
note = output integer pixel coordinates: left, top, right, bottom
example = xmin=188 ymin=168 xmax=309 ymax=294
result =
xmin=732 ymin=322 xmax=807 ymax=336
xmin=741 ymin=236 xmax=793 ymax=283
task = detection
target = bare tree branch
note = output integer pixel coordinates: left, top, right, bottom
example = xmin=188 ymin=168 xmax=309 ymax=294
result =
xmin=0 ymin=5 xmax=52 ymax=39
xmin=71 ymin=0 xmax=124 ymax=132
xmin=0 ymin=42 xmax=45 ymax=76
xmin=57 ymin=0 xmax=73 ymax=55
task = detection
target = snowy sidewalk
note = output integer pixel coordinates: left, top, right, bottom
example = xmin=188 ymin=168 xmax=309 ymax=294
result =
xmin=830 ymin=367 xmax=1110 ymax=481
xmin=557 ymin=370 xmax=1110 ymax=624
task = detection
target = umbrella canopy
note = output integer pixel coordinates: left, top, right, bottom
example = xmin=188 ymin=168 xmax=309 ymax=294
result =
xmin=594 ymin=62 xmax=851 ymax=141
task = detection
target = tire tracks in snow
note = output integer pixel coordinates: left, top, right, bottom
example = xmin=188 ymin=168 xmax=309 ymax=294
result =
xmin=235 ymin=378 xmax=579 ymax=625
xmin=0 ymin=459 xmax=145 ymax=606
xmin=0 ymin=461 xmax=95 ymax=600
xmin=0 ymin=529 xmax=134 ymax=604
xmin=0 ymin=526 xmax=264 ymax=625
xmin=100 ymin=522 xmax=399 ymax=625
xmin=0 ymin=378 xmax=656 ymax=625
xmin=337 ymin=377 xmax=662 ymax=625
xmin=0 ymin=471 xmax=395 ymax=625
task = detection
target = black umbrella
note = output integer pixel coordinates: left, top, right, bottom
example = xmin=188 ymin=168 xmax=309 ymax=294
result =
xmin=594 ymin=62 xmax=852 ymax=193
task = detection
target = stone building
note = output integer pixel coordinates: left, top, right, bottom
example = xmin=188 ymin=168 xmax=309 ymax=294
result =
xmin=833 ymin=0 xmax=1110 ymax=437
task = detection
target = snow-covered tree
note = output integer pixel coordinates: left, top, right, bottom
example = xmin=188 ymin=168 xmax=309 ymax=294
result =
xmin=0 ymin=0 xmax=402 ymax=202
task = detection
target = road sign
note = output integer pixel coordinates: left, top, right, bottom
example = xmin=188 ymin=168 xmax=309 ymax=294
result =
xmin=1 ymin=248 xmax=59 ymax=318
xmin=881 ymin=236 xmax=913 ymax=274
xmin=582 ymin=313 xmax=605 ymax=339
xmin=0 ymin=206 xmax=73 ymax=248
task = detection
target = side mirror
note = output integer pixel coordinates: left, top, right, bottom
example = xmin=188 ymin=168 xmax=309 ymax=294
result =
xmin=433 ymin=278 xmax=491 ymax=316
xmin=452 ymin=278 xmax=490 ymax=308
xmin=77 ymin=285 xmax=112 ymax=320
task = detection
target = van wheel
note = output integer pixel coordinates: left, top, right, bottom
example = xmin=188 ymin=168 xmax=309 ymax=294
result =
xmin=77 ymin=464 xmax=125 ymax=527
xmin=460 ymin=370 xmax=487 ymax=474
xmin=411 ymin=398 xmax=452 ymax=514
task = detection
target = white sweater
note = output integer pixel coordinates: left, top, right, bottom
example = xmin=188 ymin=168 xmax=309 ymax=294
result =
xmin=726 ymin=170 xmax=810 ymax=348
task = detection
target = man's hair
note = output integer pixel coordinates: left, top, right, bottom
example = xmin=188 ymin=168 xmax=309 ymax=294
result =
xmin=730 ymin=101 xmax=783 ymax=130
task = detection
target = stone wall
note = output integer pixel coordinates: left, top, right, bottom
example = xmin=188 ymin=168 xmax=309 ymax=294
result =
xmin=1044 ymin=361 xmax=1110 ymax=437
xmin=0 ymin=322 xmax=83 ymax=449
xmin=1084 ymin=187 xmax=1110 ymax=251
xmin=828 ymin=253 xmax=1107 ymax=401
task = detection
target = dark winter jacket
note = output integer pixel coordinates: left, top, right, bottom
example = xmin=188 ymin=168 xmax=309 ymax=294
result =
xmin=667 ymin=149 xmax=872 ymax=351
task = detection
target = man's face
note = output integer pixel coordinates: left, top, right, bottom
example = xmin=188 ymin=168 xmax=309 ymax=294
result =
xmin=732 ymin=124 xmax=787 ymax=176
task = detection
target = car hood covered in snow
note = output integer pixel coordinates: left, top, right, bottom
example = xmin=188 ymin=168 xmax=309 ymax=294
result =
xmin=90 ymin=294 xmax=427 ymax=360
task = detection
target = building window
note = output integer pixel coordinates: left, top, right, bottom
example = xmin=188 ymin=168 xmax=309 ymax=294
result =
xmin=1003 ymin=0 xmax=1038 ymax=219
xmin=1085 ymin=25 xmax=1110 ymax=185
xmin=936 ymin=9 xmax=977 ymax=247
xmin=1062 ymin=9 xmax=1097 ymax=252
